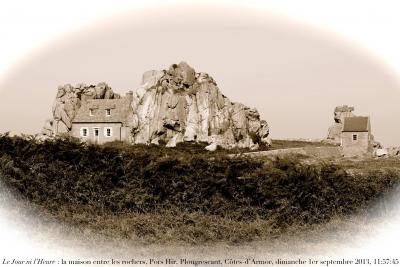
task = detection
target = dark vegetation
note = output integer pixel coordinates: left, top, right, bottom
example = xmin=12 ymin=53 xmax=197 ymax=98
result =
xmin=0 ymin=133 xmax=399 ymax=243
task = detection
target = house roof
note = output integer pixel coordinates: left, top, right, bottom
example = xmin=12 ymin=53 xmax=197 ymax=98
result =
xmin=342 ymin=116 xmax=370 ymax=132
xmin=72 ymin=99 xmax=131 ymax=124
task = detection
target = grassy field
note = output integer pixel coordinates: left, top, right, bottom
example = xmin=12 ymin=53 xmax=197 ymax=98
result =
xmin=269 ymin=139 xmax=336 ymax=150
xmin=0 ymin=133 xmax=399 ymax=244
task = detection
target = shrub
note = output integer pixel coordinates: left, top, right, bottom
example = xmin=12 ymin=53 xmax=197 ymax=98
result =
xmin=0 ymin=133 xmax=399 ymax=241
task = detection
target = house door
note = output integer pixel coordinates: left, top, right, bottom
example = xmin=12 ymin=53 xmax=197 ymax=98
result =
xmin=93 ymin=128 xmax=100 ymax=144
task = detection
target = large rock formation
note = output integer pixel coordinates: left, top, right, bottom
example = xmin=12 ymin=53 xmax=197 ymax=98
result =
xmin=42 ymin=62 xmax=271 ymax=150
xmin=326 ymin=105 xmax=355 ymax=144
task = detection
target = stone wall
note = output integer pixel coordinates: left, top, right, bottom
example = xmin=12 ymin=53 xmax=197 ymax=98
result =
xmin=341 ymin=132 xmax=370 ymax=157
xmin=71 ymin=122 xmax=123 ymax=144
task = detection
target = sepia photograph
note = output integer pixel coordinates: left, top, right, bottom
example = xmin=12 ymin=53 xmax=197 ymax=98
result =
xmin=0 ymin=1 xmax=399 ymax=266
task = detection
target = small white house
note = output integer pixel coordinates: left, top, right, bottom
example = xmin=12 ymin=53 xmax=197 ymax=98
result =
xmin=70 ymin=94 xmax=134 ymax=144
xmin=341 ymin=116 xmax=372 ymax=157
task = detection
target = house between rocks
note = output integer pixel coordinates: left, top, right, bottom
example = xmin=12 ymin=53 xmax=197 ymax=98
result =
xmin=341 ymin=116 xmax=373 ymax=157
xmin=70 ymin=92 xmax=134 ymax=144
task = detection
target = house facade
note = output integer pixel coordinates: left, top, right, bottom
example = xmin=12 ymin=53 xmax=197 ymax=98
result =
xmin=341 ymin=116 xmax=372 ymax=157
xmin=71 ymin=94 xmax=134 ymax=144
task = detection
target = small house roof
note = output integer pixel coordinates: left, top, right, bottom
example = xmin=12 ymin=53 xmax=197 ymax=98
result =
xmin=72 ymin=99 xmax=131 ymax=124
xmin=342 ymin=116 xmax=370 ymax=132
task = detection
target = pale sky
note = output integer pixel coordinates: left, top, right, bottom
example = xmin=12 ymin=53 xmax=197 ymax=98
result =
xmin=1 ymin=3 xmax=400 ymax=146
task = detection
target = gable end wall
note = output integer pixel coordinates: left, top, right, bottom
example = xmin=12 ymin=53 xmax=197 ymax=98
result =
xmin=341 ymin=131 xmax=369 ymax=157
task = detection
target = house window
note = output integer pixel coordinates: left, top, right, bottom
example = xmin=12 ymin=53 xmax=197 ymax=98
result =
xmin=89 ymin=109 xmax=94 ymax=116
xmin=352 ymin=134 xmax=358 ymax=141
xmin=104 ymin=127 xmax=112 ymax=137
xmin=106 ymin=109 xmax=111 ymax=116
xmin=80 ymin=127 xmax=89 ymax=137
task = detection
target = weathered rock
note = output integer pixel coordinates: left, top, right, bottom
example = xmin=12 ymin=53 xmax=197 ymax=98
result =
xmin=55 ymin=120 xmax=69 ymax=134
xmin=375 ymin=148 xmax=388 ymax=157
xmin=141 ymin=70 xmax=165 ymax=91
xmin=42 ymin=62 xmax=271 ymax=149
xmin=166 ymin=134 xmax=183 ymax=148
xmin=151 ymin=137 xmax=160 ymax=145
xmin=205 ymin=143 xmax=218 ymax=151
xmin=169 ymin=62 xmax=196 ymax=86
xmin=334 ymin=105 xmax=354 ymax=123
xmin=259 ymin=120 xmax=270 ymax=144
xmin=371 ymin=138 xmax=382 ymax=150
xmin=327 ymin=105 xmax=355 ymax=144
xmin=41 ymin=119 xmax=54 ymax=136
xmin=387 ymin=147 xmax=400 ymax=157
xmin=41 ymin=82 xmax=119 ymax=136
xmin=130 ymin=62 xmax=271 ymax=149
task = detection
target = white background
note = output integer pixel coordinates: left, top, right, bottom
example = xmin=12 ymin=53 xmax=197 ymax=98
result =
xmin=2 ymin=0 xmax=400 ymax=80
xmin=0 ymin=0 xmax=399 ymax=263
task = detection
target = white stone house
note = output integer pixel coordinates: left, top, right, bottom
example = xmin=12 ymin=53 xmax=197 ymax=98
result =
xmin=71 ymin=94 xmax=134 ymax=144
xmin=341 ymin=116 xmax=372 ymax=157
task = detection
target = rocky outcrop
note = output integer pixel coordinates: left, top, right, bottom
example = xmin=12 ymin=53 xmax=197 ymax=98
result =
xmin=42 ymin=62 xmax=271 ymax=150
xmin=376 ymin=147 xmax=400 ymax=157
xmin=42 ymin=82 xmax=120 ymax=136
xmin=388 ymin=147 xmax=400 ymax=157
xmin=326 ymin=105 xmax=355 ymax=144
xmin=130 ymin=62 xmax=270 ymax=149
